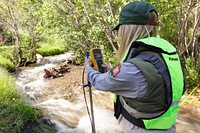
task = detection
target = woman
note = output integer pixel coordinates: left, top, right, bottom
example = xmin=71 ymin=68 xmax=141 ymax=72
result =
xmin=85 ymin=1 xmax=185 ymax=133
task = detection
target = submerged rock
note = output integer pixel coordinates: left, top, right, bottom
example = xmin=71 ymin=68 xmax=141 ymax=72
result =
xmin=21 ymin=115 xmax=56 ymax=133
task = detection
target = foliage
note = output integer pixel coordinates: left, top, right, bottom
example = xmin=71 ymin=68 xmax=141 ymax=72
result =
xmin=0 ymin=55 xmax=15 ymax=71
xmin=53 ymin=0 xmax=125 ymax=63
xmin=0 ymin=26 xmax=13 ymax=45
xmin=146 ymin=0 xmax=180 ymax=44
xmin=185 ymin=58 xmax=200 ymax=92
xmin=0 ymin=46 xmax=15 ymax=71
xmin=0 ymin=0 xmax=198 ymax=68
xmin=0 ymin=46 xmax=14 ymax=60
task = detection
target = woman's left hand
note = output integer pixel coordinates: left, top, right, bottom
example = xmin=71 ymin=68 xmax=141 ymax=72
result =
xmin=84 ymin=57 xmax=92 ymax=68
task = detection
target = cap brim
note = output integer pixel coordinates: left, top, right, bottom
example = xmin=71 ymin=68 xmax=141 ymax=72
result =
xmin=112 ymin=24 xmax=120 ymax=31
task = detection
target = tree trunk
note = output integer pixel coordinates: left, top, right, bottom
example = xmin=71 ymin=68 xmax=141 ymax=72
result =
xmin=15 ymin=33 xmax=22 ymax=66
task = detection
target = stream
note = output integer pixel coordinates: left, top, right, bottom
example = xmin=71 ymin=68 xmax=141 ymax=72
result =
xmin=15 ymin=53 xmax=200 ymax=133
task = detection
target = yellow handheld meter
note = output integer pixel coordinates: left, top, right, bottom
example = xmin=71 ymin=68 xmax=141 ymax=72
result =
xmin=89 ymin=48 xmax=105 ymax=73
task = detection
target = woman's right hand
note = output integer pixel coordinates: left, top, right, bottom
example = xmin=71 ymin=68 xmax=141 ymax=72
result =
xmin=102 ymin=63 xmax=111 ymax=72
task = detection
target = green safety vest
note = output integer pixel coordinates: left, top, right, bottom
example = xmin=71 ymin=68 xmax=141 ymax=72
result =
xmin=114 ymin=37 xmax=184 ymax=129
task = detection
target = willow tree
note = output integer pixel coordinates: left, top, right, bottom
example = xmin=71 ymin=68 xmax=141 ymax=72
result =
xmin=178 ymin=0 xmax=200 ymax=68
xmin=20 ymin=0 xmax=41 ymax=62
xmin=178 ymin=0 xmax=200 ymax=90
xmin=0 ymin=0 xmax=42 ymax=66
xmin=0 ymin=0 xmax=22 ymax=66
xmin=53 ymin=0 xmax=124 ymax=63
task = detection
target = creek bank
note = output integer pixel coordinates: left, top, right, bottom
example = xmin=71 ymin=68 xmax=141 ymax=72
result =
xmin=21 ymin=115 xmax=56 ymax=133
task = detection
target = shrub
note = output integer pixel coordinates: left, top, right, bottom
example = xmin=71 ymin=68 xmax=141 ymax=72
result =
xmin=0 ymin=46 xmax=14 ymax=60
xmin=0 ymin=55 xmax=15 ymax=71
xmin=185 ymin=58 xmax=200 ymax=93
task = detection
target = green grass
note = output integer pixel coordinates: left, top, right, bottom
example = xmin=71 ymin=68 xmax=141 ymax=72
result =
xmin=0 ymin=67 xmax=55 ymax=132
xmin=36 ymin=44 xmax=65 ymax=56
xmin=0 ymin=67 xmax=36 ymax=132
xmin=36 ymin=38 xmax=67 ymax=56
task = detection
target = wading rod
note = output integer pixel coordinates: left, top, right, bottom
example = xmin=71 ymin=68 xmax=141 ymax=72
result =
xmin=88 ymin=85 xmax=96 ymax=133
xmin=85 ymin=51 xmax=96 ymax=133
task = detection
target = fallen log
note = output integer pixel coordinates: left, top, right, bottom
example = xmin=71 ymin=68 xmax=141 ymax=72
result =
xmin=43 ymin=63 xmax=70 ymax=79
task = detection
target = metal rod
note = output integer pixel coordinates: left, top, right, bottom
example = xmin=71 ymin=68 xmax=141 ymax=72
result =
xmin=89 ymin=86 xmax=96 ymax=133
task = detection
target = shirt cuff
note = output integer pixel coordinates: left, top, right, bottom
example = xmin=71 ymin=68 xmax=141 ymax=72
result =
xmin=86 ymin=66 xmax=94 ymax=74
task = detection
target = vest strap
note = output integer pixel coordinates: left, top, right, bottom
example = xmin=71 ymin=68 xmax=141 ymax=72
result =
xmin=114 ymin=95 xmax=122 ymax=119
xmin=114 ymin=95 xmax=146 ymax=128
xmin=121 ymin=101 xmax=146 ymax=128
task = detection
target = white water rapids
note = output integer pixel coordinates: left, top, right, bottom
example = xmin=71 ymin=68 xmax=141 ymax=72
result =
xmin=14 ymin=53 xmax=200 ymax=133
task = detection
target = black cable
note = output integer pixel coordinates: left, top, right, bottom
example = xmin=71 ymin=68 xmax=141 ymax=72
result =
xmin=81 ymin=68 xmax=95 ymax=132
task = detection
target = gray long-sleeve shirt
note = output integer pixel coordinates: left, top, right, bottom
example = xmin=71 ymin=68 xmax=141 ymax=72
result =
xmin=86 ymin=62 xmax=147 ymax=99
xmin=86 ymin=60 xmax=176 ymax=133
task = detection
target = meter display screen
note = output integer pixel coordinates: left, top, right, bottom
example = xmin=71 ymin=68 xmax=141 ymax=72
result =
xmin=89 ymin=48 xmax=104 ymax=73
xmin=93 ymin=50 xmax=102 ymax=59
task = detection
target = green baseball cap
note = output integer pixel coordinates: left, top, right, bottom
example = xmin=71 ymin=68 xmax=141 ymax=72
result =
xmin=113 ymin=1 xmax=158 ymax=30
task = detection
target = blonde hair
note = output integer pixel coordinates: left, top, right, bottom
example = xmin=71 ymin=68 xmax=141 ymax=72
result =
xmin=117 ymin=11 xmax=158 ymax=62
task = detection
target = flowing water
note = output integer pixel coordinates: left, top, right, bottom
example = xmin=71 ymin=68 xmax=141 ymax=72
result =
xmin=15 ymin=53 xmax=119 ymax=133
xmin=15 ymin=53 xmax=200 ymax=133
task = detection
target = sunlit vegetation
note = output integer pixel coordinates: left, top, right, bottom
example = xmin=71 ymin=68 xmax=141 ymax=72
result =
xmin=0 ymin=55 xmax=14 ymax=70
xmin=36 ymin=38 xmax=67 ymax=56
